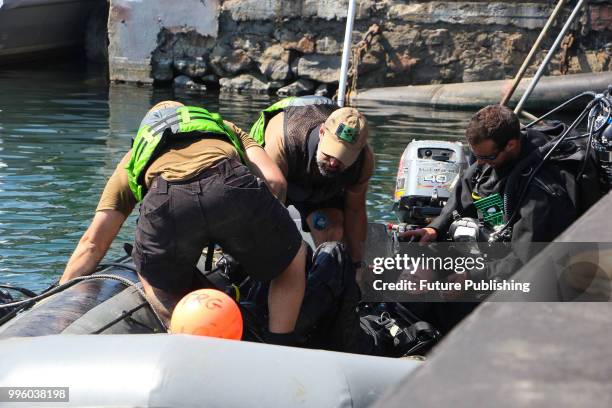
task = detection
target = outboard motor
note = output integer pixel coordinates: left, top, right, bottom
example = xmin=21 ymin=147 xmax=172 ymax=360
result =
xmin=393 ymin=140 xmax=466 ymax=226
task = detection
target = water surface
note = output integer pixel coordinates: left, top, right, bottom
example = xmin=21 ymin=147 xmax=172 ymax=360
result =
xmin=0 ymin=63 xmax=472 ymax=291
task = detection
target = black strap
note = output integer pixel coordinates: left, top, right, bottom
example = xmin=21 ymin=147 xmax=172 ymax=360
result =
xmin=204 ymin=243 xmax=215 ymax=273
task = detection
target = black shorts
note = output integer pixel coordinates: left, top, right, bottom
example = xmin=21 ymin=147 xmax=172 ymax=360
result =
xmin=290 ymin=195 xmax=344 ymax=232
xmin=132 ymin=159 xmax=303 ymax=294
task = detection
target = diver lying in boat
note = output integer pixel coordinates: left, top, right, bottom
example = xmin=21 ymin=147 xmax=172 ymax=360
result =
xmin=201 ymin=240 xmax=438 ymax=355
xmin=58 ymin=101 xmax=308 ymax=346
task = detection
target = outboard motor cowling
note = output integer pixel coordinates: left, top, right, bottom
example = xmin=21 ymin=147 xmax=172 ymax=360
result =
xmin=393 ymin=140 xmax=466 ymax=226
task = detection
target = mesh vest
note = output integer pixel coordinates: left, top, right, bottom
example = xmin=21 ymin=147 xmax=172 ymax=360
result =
xmin=249 ymin=95 xmax=335 ymax=146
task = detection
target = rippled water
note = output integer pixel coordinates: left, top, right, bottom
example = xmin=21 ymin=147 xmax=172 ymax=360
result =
xmin=0 ymin=62 xmax=473 ymax=291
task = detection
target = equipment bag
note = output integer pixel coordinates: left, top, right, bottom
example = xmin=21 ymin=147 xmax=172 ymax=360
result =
xmin=358 ymin=303 xmax=440 ymax=357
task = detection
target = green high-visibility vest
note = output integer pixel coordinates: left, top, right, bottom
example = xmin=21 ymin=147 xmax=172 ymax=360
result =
xmin=126 ymin=106 xmax=245 ymax=201
xmin=249 ymin=95 xmax=334 ymax=146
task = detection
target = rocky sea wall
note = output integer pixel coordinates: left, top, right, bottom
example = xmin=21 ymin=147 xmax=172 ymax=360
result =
xmin=107 ymin=0 xmax=612 ymax=97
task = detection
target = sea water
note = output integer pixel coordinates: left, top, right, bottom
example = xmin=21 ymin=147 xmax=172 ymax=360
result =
xmin=0 ymin=59 xmax=469 ymax=291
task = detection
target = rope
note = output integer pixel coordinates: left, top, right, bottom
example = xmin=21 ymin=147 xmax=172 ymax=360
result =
xmin=336 ymin=24 xmax=382 ymax=105
xmin=0 ymin=285 xmax=37 ymax=298
xmin=90 ymin=302 xmax=156 ymax=334
xmin=559 ymin=33 xmax=575 ymax=75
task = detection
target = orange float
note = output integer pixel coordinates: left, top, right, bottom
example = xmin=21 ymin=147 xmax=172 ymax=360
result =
xmin=170 ymin=289 xmax=243 ymax=340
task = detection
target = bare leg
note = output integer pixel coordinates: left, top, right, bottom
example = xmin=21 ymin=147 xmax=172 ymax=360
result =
xmin=306 ymin=209 xmax=366 ymax=284
xmin=306 ymin=208 xmax=344 ymax=247
xmin=139 ymin=275 xmax=183 ymax=328
xmin=268 ymin=242 xmax=307 ymax=334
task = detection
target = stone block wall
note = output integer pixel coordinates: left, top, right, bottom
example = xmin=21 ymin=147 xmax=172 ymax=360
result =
xmin=107 ymin=0 xmax=612 ymax=96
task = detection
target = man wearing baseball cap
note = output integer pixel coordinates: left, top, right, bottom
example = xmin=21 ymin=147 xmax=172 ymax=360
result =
xmin=250 ymin=96 xmax=374 ymax=280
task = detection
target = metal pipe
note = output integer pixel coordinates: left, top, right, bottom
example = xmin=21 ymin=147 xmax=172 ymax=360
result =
xmin=337 ymin=0 xmax=357 ymax=107
xmin=500 ymin=0 xmax=566 ymax=106
xmin=520 ymin=110 xmax=539 ymax=123
xmin=355 ymin=71 xmax=612 ymax=110
xmin=514 ymin=0 xmax=585 ymax=115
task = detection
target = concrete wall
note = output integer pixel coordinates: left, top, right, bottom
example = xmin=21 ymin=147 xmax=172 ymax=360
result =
xmin=107 ymin=0 xmax=612 ymax=95
xmin=108 ymin=0 xmax=219 ymax=83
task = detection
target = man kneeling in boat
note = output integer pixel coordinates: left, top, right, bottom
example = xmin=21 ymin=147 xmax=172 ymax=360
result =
xmin=59 ymin=101 xmax=307 ymax=346
xmin=250 ymin=96 xmax=375 ymax=284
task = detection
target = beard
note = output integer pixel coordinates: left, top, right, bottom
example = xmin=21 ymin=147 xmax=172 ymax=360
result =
xmin=316 ymin=159 xmax=342 ymax=178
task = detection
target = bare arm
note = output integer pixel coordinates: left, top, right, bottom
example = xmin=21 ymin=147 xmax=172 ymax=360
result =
xmin=244 ymin=145 xmax=288 ymax=204
xmin=59 ymin=210 xmax=127 ymax=284
xmin=344 ymin=181 xmax=368 ymax=264
xmin=344 ymin=147 xmax=374 ymax=280
xmin=225 ymin=119 xmax=288 ymax=203
xmin=59 ymin=150 xmax=135 ymax=283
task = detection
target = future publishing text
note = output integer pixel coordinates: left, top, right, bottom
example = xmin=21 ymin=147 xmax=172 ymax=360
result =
xmin=372 ymin=278 xmax=531 ymax=293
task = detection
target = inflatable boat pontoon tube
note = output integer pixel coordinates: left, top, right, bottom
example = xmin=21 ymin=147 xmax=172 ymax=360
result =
xmin=0 ymin=334 xmax=420 ymax=408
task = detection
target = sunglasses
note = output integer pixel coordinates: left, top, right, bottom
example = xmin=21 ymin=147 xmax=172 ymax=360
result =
xmin=470 ymin=141 xmax=508 ymax=161
xmin=472 ymin=150 xmax=502 ymax=161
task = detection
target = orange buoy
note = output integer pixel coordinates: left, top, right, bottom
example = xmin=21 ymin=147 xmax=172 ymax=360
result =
xmin=170 ymin=289 xmax=243 ymax=340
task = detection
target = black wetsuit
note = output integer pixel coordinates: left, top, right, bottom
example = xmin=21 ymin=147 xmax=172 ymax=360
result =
xmin=430 ymin=130 xmax=578 ymax=281
xmin=405 ymin=130 xmax=579 ymax=334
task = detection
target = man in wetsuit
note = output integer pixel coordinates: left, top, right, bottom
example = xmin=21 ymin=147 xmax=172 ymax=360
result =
xmin=405 ymin=104 xmax=577 ymax=255
xmin=250 ymin=96 xmax=375 ymax=283
xmin=403 ymin=105 xmax=579 ymax=330
xmin=60 ymin=101 xmax=306 ymax=346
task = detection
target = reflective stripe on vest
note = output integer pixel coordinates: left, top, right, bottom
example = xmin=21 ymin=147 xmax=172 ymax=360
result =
xmin=126 ymin=106 xmax=245 ymax=202
xmin=249 ymin=95 xmax=334 ymax=146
